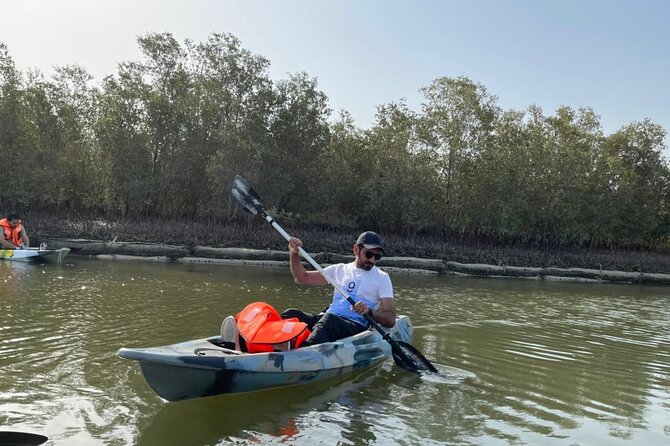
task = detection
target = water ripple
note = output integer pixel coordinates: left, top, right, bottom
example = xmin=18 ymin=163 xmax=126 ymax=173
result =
xmin=2 ymin=261 xmax=669 ymax=445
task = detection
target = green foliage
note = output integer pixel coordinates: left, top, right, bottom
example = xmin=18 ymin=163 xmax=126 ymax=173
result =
xmin=0 ymin=36 xmax=668 ymax=250
xmin=261 ymin=72 xmax=331 ymax=212
xmin=0 ymin=43 xmax=28 ymax=207
xmin=417 ymin=76 xmax=501 ymax=230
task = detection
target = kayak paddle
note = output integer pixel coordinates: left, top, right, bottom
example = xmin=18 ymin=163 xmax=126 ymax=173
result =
xmin=230 ymin=175 xmax=438 ymax=374
xmin=0 ymin=431 xmax=48 ymax=446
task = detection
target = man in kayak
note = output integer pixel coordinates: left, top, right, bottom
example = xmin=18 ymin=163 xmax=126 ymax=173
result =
xmin=0 ymin=213 xmax=30 ymax=249
xmin=283 ymin=231 xmax=396 ymax=345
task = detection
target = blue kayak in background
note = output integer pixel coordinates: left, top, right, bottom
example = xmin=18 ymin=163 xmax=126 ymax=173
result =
xmin=0 ymin=247 xmax=70 ymax=264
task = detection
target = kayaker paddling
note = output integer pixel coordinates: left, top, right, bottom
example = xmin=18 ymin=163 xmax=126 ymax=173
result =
xmin=228 ymin=174 xmax=438 ymax=374
xmin=118 ymin=177 xmax=440 ymax=400
xmin=282 ymin=231 xmax=397 ymax=346
xmin=0 ymin=213 xmax=30 ymax=249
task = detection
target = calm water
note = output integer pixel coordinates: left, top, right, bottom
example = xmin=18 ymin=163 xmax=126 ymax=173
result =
xmin=0 ymin=257 xmax=668 ymax=445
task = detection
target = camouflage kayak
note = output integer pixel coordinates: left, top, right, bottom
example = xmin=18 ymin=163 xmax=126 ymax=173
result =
xmin=117 ymin=315 xmax=413 ymax=401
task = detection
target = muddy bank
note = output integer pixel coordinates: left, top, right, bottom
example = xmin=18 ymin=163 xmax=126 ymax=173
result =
xmin=43 ymin=239 xmax=670 ymax=286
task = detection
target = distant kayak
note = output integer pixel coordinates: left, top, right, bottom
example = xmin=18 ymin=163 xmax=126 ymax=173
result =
xmin=0 ymin=247 xmax=70 ymax=264
xmin=118 ymin=315 xmax=414 ymax=401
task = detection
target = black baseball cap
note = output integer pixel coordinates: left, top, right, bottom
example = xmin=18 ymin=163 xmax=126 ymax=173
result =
xmin=356 ymin=231 xmax=385 ymax=254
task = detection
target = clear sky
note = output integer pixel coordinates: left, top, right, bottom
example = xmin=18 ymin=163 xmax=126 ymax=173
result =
xmin=1 ymin=0 xmax=668 ymax=144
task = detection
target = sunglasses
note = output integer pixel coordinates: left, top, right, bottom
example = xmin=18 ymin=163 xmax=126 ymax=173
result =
xmin=362 ymin=250 xmax=383 ymax=261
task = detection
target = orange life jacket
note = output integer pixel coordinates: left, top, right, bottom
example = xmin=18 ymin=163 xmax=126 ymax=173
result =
xmin=0 ymin=218 xmax=23 ymax=246
xmin=235 ymin=302 xmax=311 ymax=353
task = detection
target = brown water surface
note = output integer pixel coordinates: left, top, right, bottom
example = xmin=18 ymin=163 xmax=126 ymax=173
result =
xmin=0 ymin=257 xmax=668 ymax=445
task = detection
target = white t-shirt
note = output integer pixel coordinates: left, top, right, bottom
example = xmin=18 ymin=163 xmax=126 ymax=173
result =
xmin=323 ymin=262 xmax=394 ymax=326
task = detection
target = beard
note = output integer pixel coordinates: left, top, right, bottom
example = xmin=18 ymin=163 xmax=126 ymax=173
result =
xmin=360 ymin=260 xmax=373 ymax=271
xmin=355 ymin=252 xmax=375 ymax=270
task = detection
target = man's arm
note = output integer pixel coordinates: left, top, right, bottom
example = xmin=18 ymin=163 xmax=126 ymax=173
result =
xmin=289 ymin=238 xmax=328 ymax=286
xmin=0 ymin=238 xmax=15 ymax=249
xmin=352 ymin=297 xmax=397 ymax=327
xmin=371 ymin=297 xmax=397 ymax=327
xmin=20 ymin=228 xmax=29 ymax=247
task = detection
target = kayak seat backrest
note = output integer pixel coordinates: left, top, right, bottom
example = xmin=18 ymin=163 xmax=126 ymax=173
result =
xmin=220 ymin=315 xmax=241 ymax=351
xmin=235 ymin=302 xmax=311 ymax=353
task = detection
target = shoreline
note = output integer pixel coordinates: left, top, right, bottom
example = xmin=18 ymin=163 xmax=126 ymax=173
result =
xmin=45 ymin=239 xmax=670 ymax=286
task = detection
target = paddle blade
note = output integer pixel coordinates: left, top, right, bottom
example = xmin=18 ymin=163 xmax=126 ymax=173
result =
xmin=230 ymin=175 xmax=264 ymax=216
xmin=0 ymin=431 xmax=48 ymax=446
xmin=392 ymin=341 xmax=438 ymax=373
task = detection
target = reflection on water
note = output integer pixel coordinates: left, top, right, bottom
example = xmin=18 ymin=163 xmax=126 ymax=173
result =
xmin=137 ymin=368 xmax=390 ymax=446
xmin=0 ymin=258 xmax=669 ymax=445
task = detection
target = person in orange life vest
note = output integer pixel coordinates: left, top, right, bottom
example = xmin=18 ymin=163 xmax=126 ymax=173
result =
xmin=0 ymin=213 xmax=30 ymax=249
xmin=282 ymin=231 xmax=396 ymax=346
